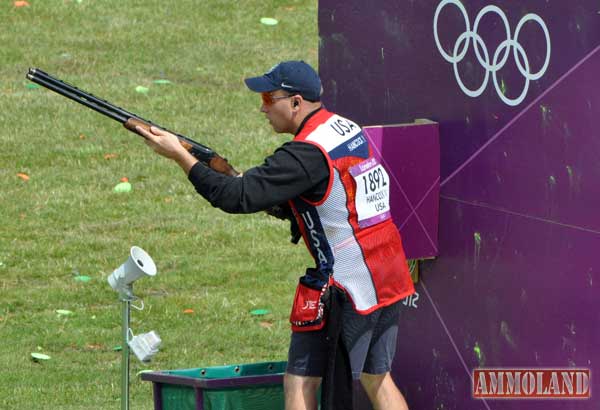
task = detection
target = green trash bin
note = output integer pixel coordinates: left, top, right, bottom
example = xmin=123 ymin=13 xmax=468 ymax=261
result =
xmin=141 ymin=361 xmax=287 ymax=410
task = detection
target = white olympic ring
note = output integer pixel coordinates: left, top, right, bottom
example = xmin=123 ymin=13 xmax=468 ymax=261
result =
xmin=433 ymin=0 xmax=551 ymax=106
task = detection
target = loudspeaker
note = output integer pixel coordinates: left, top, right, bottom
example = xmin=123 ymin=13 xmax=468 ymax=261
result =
xmin=108 ymin=246 xmax=157 ymax=291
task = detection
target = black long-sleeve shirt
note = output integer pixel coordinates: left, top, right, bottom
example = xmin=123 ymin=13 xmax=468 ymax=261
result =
xmin=188 ymin=140 xmax=330 ymax=213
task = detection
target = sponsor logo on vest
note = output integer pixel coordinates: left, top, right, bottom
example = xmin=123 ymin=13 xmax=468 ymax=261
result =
xmin=347 ymin=134 xmax=365 ymax=151
xmin=473 ymin=369 xmax=590 ymax=399
xmin=301 ymin=211 xmax=328 ymax=265
xmin=330 ymin=118 xmax=357 ymax=136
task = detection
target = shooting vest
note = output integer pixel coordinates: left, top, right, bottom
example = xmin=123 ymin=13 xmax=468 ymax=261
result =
xmin=290 ymin=109 xmax=415 ymax=313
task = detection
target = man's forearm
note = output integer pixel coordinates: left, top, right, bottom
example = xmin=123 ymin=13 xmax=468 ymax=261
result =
xmin=174 ymin=150 xmax=200 ymax=175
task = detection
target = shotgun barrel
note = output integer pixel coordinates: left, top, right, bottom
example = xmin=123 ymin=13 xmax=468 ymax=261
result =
xmin=26 ymin=68 xmax=239 ymax=176
xmin=29 ymin=68 xmax=138 ymax=121
xmin=27 ymin=68 xmax=128 ymax=123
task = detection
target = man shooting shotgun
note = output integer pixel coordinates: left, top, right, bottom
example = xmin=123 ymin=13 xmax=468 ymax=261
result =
xmin=135 ymin=61 xmax=415 ymax=410
xmin=28 ymin=62 xmax=415 ymax=410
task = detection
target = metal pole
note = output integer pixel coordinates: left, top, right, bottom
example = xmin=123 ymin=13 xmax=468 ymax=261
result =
xmin=121 ymin=288 xmax=132 ymax=410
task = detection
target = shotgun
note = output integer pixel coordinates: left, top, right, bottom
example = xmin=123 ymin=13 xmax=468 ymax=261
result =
xmin=26 ymin=68 xmax=301 ymax=241
xmin=26 ymin=68 xmax=239 ymax=176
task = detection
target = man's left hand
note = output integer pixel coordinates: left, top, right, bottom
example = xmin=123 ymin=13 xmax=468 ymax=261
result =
xmin=136 ymin=126 xmax=188 ymax=160
xmin=136 ymin=125 xmax=199 ymax=174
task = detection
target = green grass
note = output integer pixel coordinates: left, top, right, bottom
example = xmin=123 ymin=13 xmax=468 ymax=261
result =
xmin=1 ymin=1 xmax=317 ymax=408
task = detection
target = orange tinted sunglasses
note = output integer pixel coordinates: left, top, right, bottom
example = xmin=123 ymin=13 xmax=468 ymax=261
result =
xmin=261 ymin=92 xmax=294 ymax=106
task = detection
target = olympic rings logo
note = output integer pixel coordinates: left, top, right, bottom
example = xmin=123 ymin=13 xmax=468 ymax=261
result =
xmin=434 ymin=0 xmax=551 ymax=106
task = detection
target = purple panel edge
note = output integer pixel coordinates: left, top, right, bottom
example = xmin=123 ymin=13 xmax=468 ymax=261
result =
xmin=363 ymin=122 xmax=440 ymax=259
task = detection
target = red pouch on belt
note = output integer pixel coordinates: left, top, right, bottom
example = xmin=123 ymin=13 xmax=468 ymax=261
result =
xmin=290 ymin=269 xmax=330 ymax=332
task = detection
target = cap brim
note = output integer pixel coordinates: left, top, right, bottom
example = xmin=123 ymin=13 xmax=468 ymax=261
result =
xmin=244 ymin=76 xmax=279 ymax=93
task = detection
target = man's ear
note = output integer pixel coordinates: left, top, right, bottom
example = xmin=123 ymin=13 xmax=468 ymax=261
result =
xmin=292 ymin=95 xmax=303 ymax=109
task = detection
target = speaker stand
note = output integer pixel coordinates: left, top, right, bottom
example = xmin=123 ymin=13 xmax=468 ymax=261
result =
xmin=120 ymin=285 xmax=134 ymax=410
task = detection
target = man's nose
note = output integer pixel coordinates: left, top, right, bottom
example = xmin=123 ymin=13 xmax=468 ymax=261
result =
xmin=260 ymin=104 xmax=268 ymax=113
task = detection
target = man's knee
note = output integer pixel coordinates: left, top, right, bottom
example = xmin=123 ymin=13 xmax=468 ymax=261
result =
xmin=284 ymin=373 xmax=321 ymax=410
xmin=360 ymin=372 xmax=400 ymax=399
xmin=284 ymin=373 xmax=321 ymax=391
xmin=360 ymin=372 xmax=409 ymax=410
xmin=360 ymin=372 xmax=388 ymax=394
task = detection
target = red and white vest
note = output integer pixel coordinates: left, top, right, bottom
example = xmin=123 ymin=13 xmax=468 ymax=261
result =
xmin=290 ymin=109 xmax=415 ymax=314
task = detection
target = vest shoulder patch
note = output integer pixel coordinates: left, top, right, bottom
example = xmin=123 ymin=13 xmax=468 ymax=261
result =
xmin=306 ymin=115 xmax=368 ymax=159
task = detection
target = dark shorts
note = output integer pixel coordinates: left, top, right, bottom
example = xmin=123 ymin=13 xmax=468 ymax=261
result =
xmin=286 ymin=300 xmax=401 ymax=380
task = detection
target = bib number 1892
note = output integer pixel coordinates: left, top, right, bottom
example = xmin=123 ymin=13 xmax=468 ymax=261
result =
xmin=362 ymin=167 xmax=387 ymax=195
xmin=349 ymin=158 xmax=391 ymax=228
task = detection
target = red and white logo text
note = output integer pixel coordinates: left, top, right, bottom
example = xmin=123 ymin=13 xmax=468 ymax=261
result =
xmin=473 ymin=369 xmax=590 ymax=399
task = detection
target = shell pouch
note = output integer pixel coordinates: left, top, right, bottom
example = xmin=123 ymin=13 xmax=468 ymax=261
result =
xmin=290 ymin=268 xmax=331 ymax=332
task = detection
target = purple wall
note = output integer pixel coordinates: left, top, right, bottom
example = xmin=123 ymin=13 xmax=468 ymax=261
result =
xmin=319 ymin=1 xmax=600 ymax=409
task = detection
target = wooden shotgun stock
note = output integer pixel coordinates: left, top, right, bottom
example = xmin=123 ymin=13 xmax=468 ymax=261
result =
xmin=123 ymin=118 xmax=238 ymax=176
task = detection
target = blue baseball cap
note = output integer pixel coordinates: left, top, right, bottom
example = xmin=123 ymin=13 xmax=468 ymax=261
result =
xmin=244 ymin=61 xmax=322 ymax=102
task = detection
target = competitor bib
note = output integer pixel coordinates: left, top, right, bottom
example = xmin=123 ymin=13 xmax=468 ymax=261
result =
xmin=349 ymin=157 xmax=391 ymax=228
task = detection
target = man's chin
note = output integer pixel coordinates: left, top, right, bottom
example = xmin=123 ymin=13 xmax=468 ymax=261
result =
xmin=267 ymin=119 xmax=288 ymax=134
xmin=270 ymin=123 xmax=283 ymax=133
